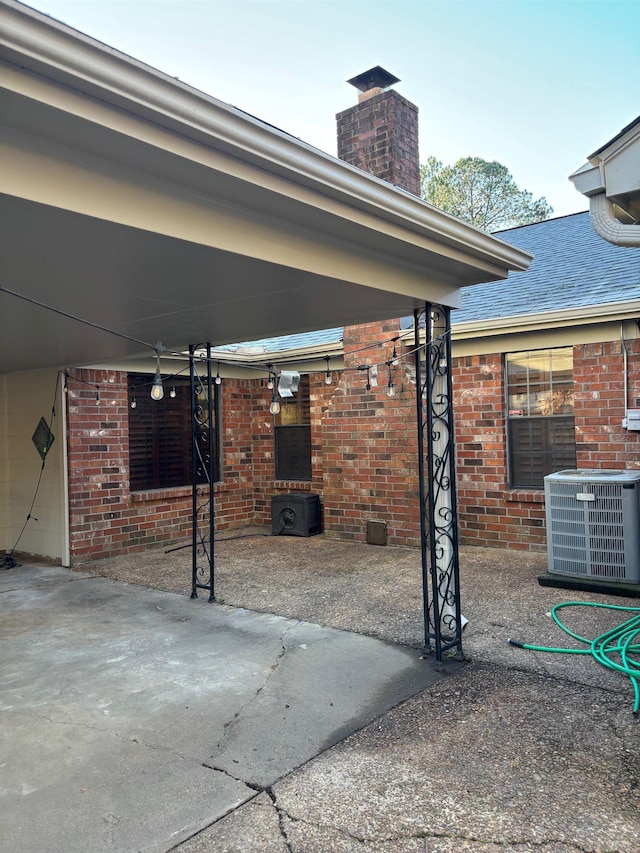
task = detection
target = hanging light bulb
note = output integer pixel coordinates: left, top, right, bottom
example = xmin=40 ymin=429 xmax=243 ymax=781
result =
xmin=386 ymin=362 xmax=395 ymax=397
xmin=391 ymin=341 xmax=399 ymax=367
xmin=215 ymin=363 xmax=222 ymax=385
xmin=324 ymin=356 xmax=332 ymax=385
xmin=269 ymin=395 xmax=280 ymax=415
xmin=150 ymin=353 xmax=164 ymax=401
xmin=169 ymin=386 xmax=177 ymax=398
xmin=130 ymin=397 xmax=137 ymax=409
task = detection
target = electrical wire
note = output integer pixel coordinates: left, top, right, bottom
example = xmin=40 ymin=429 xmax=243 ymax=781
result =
xmin=509 ymin=601 xmax=640 ymax=716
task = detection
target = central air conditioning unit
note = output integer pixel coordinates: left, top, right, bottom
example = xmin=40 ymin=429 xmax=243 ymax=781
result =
xmin=271 ymin=493 xmax=321 ymax=537
xmin=544 ymin=469 xmax=640 ymax=583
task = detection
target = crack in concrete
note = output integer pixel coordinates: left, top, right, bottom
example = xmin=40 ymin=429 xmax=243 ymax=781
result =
xmin=201 ymin=761 xmax=263 ymax=793
xmin=256 ymin=804 xmax=592 ymax=853
xmin=265 ymin=788 xmax=293 ymax=853
xmin=209 ymin=621 xmax=299 ymax=760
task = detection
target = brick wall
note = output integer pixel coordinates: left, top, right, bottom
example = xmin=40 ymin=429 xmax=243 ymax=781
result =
xmin=453 ymin=354 xmax=547 ymax=551
xmin=574 ymin=339 xmax=640 ymax=470
xmin=66 ymin=370 xmax=257 ymax=563
xmin=453 ymin=340 xmax=640 ymax=552
xmin=252 ymin=372 xmax=334 ymax=528
xmin=321 ymin=320 xmax=421 ymax=545
xmin=66 ymin=336 xmax=640 ymax=561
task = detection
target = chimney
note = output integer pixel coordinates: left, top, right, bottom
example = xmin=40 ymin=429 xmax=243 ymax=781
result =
xmin=336 ymin=66 xmax=420 ymax=197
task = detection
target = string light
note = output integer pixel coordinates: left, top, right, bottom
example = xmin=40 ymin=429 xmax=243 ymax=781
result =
xmin=169 ymin=387 xmax=177 ymax=398
xmin=150 ymin=347 xmax=164 ymax=401
xmin=386 ymin=362 xmax=395 ymax=397
xmin=215 ymin=363 xmax=222 ymax=385
xmin=269 ymin=389 xmax=280 ymax=415
xmin=130 ymin=395 xmax=137 ymax=409
xmin=325 ymin=356 xmax=332 ymax=385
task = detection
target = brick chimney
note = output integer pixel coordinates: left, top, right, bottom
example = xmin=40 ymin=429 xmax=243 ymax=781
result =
xmin=336 ymin=66 xmax=420 ymax=197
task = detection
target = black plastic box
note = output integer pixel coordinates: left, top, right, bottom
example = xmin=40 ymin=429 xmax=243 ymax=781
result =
xmin=271 ymin=493 xmax=321 ymax=537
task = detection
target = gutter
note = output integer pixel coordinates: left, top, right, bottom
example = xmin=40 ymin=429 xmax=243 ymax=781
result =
xmin=452 ymin=300 xmax=640 ymax=339
xmin=0 ymin=1 xmax=531 ymax=276
xmin=588 ymin=193 xmax=640 ymax=248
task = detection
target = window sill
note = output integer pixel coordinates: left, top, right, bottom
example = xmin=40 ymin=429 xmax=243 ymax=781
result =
xmin=130 ymin=486 xmax=192 ymax=503
xmin=505 ymin=489 xmax=545 ymax=504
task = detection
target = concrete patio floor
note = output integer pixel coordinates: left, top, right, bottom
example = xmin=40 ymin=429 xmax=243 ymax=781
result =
xmin=2 ymin=532 xmax=639 ymax=852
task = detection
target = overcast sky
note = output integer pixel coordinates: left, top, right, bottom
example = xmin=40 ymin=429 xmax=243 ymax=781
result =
xmin=26 ymin=0 xmax=640 ymax=218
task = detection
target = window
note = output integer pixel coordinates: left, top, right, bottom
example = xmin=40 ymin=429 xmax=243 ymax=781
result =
xmin=506 ymin=348 xmax=576 ymax=488
xmin=274 ymin=375 xmax=311 ymax=480
xmin=127 ymin=374 xmax=220 ymax=491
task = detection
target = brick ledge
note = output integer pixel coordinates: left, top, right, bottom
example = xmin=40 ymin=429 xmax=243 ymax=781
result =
xmin=505 ymin=489 xmax=545 ymax=503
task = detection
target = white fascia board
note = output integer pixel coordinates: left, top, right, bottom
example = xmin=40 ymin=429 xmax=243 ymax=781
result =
xmin=452 ymin=300 xmax=640 ymax=340
xmin=0 ymin=0 xmax=531 ymax=278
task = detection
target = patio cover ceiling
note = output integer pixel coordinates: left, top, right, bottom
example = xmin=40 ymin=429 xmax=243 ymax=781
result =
xmin=0 ymin=1 xmax=531 ymax=374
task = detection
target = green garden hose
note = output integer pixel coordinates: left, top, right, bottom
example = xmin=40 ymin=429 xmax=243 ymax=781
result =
xmin=509 ymin=601 xmax=640 ymax=716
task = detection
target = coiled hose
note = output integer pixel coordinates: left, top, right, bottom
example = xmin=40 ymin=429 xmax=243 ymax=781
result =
xmin=509 ymin=601 xmax=640 ymax=716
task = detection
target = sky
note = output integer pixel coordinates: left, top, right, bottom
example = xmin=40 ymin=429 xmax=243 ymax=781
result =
xmin=24 ymin=0 xmax=640 ymax=218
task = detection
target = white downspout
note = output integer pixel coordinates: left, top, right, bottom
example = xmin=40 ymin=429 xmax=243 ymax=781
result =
xmin=60 ymin=372 xmax=71 ymax=567
xmin=589 ymin=193 xmax=640 ymax=248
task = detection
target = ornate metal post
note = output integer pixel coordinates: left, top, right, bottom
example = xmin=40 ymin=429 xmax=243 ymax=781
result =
xmin=415 ymin=304 xmax=464 ymax=661
xmin=190 ymin=343 xmax=215 ymax=601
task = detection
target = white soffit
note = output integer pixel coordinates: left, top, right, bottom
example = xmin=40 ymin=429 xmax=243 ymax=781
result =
xmin=0 ymin=1 xmax=531 ymax=373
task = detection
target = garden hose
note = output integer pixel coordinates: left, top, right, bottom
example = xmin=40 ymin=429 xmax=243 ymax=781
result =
xmin=509 ymin=601 xmax=640 ymax=716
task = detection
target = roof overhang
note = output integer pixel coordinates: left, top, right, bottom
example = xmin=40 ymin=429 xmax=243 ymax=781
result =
xmin=0 ymin=0 xmax=531 ymax=373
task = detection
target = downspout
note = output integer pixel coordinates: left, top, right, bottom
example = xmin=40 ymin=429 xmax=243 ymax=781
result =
xmin=589 ymin=193 xmax=640 ymax=248
xmin=61 ymin=371 xmax=71 ymax=567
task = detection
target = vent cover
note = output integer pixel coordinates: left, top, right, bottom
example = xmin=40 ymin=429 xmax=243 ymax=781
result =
xmin=271 ymin=493 xmax=321 ymax=537
xmin=544 ymin=469 xmax=640 ymax=582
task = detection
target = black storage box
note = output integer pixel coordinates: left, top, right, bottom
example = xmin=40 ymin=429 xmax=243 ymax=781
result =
xmin=271 ymin=493 xmax=321 ymax=537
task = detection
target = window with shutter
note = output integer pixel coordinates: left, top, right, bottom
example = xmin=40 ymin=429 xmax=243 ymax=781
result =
xmin=127 ymin=374 xmax=219 ymax=491
xmin=506 ymin=349 xmax=576 ymax=489
xmin=274 ymin=375 xmax=311 ymax=481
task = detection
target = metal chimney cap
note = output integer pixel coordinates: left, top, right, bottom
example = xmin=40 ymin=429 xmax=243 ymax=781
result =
xmin=347 ymin=66 xmax=400 ymax=93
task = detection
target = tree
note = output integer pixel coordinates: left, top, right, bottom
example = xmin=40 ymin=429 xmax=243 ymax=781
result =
xmin=420 ymin=156 xmax=553 ymax=231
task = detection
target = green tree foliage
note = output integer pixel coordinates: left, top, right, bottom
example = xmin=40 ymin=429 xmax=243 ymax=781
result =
xmin=420 ymin=156 xmax=553 ymax=231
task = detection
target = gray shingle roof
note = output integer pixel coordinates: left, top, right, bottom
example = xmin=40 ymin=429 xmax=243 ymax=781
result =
xmin=455 ymin=212 xmax=640 ymax=324
xmin=214 ymin=327 xmax=343 ymax=355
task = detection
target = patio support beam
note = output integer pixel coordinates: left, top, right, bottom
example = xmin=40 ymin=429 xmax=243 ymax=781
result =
xmin=415 ymin=304 xmax=464 ymax=662
xmin=190 ymin=343 xmax=215 ymax=601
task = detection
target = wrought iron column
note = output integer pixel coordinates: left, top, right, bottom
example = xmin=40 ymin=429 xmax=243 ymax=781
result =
xmin=190 ymin=343 xmax=215 ymax=601
xmin=415 ymin=304 xmax=464 ymax=661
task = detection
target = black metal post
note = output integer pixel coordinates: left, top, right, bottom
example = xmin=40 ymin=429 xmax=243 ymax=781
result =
xmin=415 ymin=304 xmax=464 ymax=662
xmin=190 ymin=343 xmax=215 ymax=601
